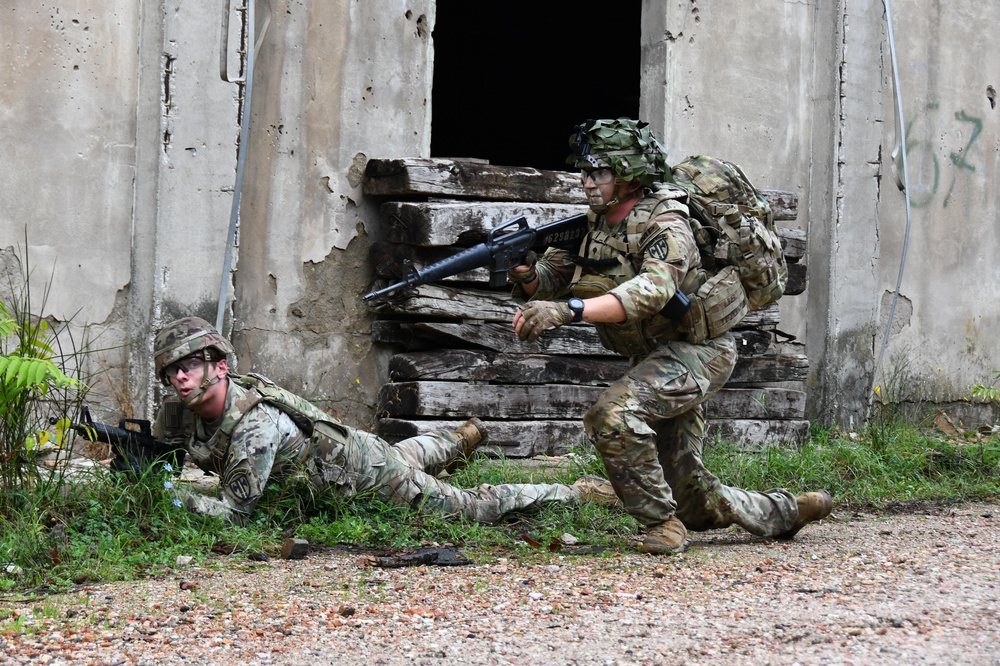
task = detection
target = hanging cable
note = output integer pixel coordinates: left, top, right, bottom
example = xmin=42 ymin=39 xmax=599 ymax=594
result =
xmin=869 ymin=0 xmax=913 ymax=413
xmin=216 ymin=0 xmax=271 ymax=332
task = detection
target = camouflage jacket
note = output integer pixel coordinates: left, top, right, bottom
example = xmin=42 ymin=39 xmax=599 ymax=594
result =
xmin=153 ymin=375 xmax=386 ymax=525
xmin=530 ymin=186 xmax=705 ymax=357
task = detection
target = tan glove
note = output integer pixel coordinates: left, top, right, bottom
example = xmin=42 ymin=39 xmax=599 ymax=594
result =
xmin=517 ymin=300 xmax=573 ymax=343
xmin=507 ymin=251 xmax=538 ymax=285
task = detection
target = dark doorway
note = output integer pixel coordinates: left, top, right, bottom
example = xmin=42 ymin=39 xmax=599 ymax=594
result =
xmin=431 ymin=2 xmax=641 ymax=172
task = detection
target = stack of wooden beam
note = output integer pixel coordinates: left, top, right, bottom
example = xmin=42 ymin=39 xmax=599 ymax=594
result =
xmin=363 ymin=158 xmax=808 ymax=456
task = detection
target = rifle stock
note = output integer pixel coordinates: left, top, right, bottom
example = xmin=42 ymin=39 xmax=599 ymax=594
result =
xmin=364 ymin=213 xmax=589 ymax=301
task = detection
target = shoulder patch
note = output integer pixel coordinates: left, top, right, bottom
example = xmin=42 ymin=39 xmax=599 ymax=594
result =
xmin=646 ymin=235 xmax=673 ymax=261
xmin=225 ymin=468 xmax=254 ymax=502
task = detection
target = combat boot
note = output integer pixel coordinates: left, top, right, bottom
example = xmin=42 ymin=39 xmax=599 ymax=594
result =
xmin=635 ymin=516 xmax=688 ymax=555
xmin=445 ymin=417 xmax=489 ymax=472
xmin=777 ymin=490 xmax=833 ymax=540
xmin=572 ymin=475 xmax=621 ymax=507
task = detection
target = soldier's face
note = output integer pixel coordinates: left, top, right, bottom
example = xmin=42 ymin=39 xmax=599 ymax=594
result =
xmin=167 ymin=355 xmax=227 ymax=408
xmin=581 ymin=169 xmax=618 ymax=212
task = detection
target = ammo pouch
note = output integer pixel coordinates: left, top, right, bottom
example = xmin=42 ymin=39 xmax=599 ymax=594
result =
xmin=682 ymin=265 xmax=749 ymax=344
xmin=572 ymin=273 xmax=656 ymax=358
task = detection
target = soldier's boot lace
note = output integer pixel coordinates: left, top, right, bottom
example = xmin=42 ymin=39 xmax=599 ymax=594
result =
xmin=777 ymin=490 xmax=833 ymax=540
xmin=446 ymin=418 xmax=489 ymax=472
xmin=572 ymin=475 xmax=621 ymax=507
xmin=635 ymin=516 xmax=688 ymax=555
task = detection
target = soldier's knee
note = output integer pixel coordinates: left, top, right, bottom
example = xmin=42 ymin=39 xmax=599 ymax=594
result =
xmin=584 ymin=399 xmax=619 ymax=444
xmin=586 ymin=379 xmax=632 ymax=426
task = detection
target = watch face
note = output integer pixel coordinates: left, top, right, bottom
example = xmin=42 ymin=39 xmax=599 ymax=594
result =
xmin=569 ymin=298 xmax=585 ymax=322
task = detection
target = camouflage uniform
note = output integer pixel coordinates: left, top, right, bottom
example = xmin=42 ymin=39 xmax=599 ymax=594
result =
xmin=527 ymin=182 xmax=799 ymax=538
xmin=154 ymin=375 xmax=577 ymax=526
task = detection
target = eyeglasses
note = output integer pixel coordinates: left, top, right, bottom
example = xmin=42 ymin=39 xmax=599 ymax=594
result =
xmin=580 ymin=168 xmax=615 ymax=186
xmin=164 ymin=355 xmax=206 ymax=380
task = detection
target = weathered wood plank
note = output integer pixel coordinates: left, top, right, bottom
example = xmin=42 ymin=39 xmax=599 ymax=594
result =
xmin=371 ymin=320 xmax=434 ymax=350
xmin=706 ymin=388 xmax=807 ymax=420
xmin=374 ymin=321 xmax=774 ymax=357
xmin=367 ymin=284 xmax=517 ymax=322
xmin=376 ymin=417 xmax=806 ymax=455
xmin=364 ymin=159 xmax=798 ymax=219
xmin=367 ymin=284 xmax=782 ymax=330
xmin=371 ymin=228 xmax=804 ymax=291
xmin=376 ymin=418 xmax=584 ymax=458
xmin=379 ymin=201 xmax=589 ymax=246
xmin=785 ymin=262 xmax=806 ymax=296
xmin=364 ymin=159 xmax=584 ymax=204
xmin=763 ymin=191 xmax=799 ymax=222
xmin=387 ymin=349 xmax=808 ymax=386
xmin=410 ymin=321 xmax=611 ymax=356
xmin=379 ymin=200 xmax=802 ymax=248
xmin=780 ymin=228 xmax=806 ymax=262
xmin=379 ymin=381 xmax=599 ymax=420
xmin=378 ymin=382 xmax=805 ymax=420
xmin=728 ymin=353 xmax=809 ymax=385
xmin=372 ymin=243 xmax=808 ymax=296
xmin=388 ymin=350 xmax=629 ymax=385
xmin=370 ymin=243 xmax=805 ymax=296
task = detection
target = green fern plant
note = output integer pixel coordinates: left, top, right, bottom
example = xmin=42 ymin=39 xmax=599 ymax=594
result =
xmin=0 ymin=304 xmax=75 ymax=391
xmin=0 ymin=300 xmax=78 ymax=436
xmin=0 ymin=244 xmax=84 ymax=496
xmin=1 ymin=300 xmax=80 ymax=500
xmin=971 ymin=371 xmax=1000 ymax=405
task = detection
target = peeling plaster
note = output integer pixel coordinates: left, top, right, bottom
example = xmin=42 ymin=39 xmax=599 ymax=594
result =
xmin=878 ymin=290 xmax=912 ymax=338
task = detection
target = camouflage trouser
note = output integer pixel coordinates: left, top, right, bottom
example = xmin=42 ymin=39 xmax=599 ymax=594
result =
xmin=371 ymin=432 xmax=579 ymax=524
xmin=583 ymin=333 xmax=799 ymax=538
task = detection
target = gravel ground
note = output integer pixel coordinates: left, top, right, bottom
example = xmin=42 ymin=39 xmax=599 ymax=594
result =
xmin=1 ymin=502 xmax=998 ymax=666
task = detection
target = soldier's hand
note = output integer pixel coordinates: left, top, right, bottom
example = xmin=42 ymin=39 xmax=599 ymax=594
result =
xmin=507 ymin=251 xmax=538 ymax=285
xmin=515 ymin=300 xmax=573 ymax=343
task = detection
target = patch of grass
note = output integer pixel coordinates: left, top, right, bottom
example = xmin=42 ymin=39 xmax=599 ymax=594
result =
xmin=2 ymin=419 xmax=998 ymax=594
xmin=0 ymin=464 xmax=222 ymax=591
xmin=705 ymin=421 xmax=1000 ymax=507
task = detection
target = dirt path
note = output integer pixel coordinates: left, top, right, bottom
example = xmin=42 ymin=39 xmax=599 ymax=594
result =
xmin=2 ymin=502 xmax=998 ymax=665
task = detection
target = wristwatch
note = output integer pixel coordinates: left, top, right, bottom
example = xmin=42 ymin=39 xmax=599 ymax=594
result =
xmin=567 ymin=297 xmax=585 ymax=323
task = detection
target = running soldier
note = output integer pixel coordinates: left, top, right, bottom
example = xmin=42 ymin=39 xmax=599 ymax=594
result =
xmin=509 ymin=118 xmax=832 ymax=553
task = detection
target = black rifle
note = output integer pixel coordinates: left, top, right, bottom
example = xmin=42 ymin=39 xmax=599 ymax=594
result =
xmin=68 ymin=405 xmax=186 ymax=476
xmin=363 ymin=213 xmax=591 ymax=301
xmin=363 ymin=211 xmax=691 ymax=318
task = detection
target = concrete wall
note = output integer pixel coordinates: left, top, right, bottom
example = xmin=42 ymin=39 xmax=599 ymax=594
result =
xmin=226 ymin=0 xmax=433 ymax=427
xmin=1 ymin=0 xmax=432 ymax=425
xmin=643 ymin=0 xmax=1000 ymax=427
xmin=2 ymin=0 xmax=998 ymax=429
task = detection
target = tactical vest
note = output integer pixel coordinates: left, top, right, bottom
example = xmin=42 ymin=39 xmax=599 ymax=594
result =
xmin=569 ymin=187 xmax=713 ymax=357
xmin=164 ymin=374 xmax=380 ymax=492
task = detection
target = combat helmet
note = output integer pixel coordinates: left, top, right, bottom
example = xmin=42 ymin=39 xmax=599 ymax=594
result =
xmin=568 ymin=118 xmax=670 ymax=186
xmin=153 ymin=316 xmax=234 ymax=384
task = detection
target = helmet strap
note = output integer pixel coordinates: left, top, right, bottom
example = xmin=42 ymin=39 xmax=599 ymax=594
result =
xmin=591 ymin=180 xmax=642 ymax=213
xmin=175 ymin=355 xmax=224 ymax=406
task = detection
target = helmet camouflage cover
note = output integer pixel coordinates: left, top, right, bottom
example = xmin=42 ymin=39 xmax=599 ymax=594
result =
xmin=568 ymin=117 xmax=670 ymax=186
xmin=153 ymin=316 xmax=235 ymax=381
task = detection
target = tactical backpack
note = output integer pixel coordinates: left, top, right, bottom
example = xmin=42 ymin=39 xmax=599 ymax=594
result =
xmin=670 ymin=155 xmax=788 ymax=342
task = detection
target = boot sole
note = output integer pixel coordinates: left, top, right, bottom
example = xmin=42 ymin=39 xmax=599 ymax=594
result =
xmin=634 ymin=539 xmax=689 ymax=555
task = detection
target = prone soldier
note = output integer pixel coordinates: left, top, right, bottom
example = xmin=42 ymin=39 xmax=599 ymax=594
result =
xmin=152 ymin=316 xmax=587 ymax=525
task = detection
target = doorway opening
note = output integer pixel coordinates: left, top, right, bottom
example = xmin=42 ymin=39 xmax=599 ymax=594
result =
xmin=431 ymin=1 xmax=641 ymax=172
